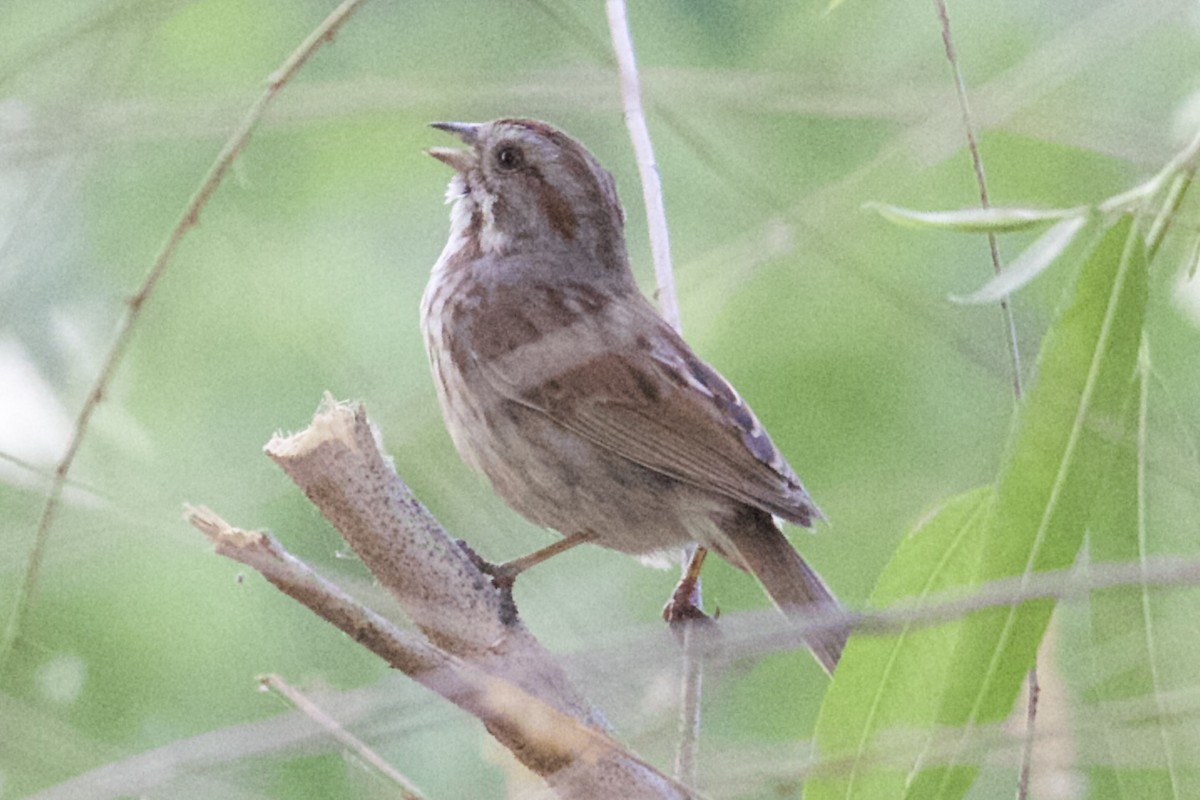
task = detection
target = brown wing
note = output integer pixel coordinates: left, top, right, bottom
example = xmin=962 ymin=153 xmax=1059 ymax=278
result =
xmin=477 ymin=295 xmax=822 ymax=526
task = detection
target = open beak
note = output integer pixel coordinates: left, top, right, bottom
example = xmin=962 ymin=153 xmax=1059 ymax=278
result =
xmin=427 ymin=121 xmax=483 ymax=173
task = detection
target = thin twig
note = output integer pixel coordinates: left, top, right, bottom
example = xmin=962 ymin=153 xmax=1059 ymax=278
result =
xmin=1016 ymin=665 xmax=1039 ymax=800
xmin=1 ymin=0 xmax=369 ymax=667
xmin=714 ymin=554 xmax=1200 ymax=669
xmin=260 ymin=674 xmax=427 ymax=800
xmin=804 ymin=687 xmax=1200 ymax=787
xmin=524 ymin=1 xmax=783 ymax=212
xmin=605 ymin=2 xmax=704 ymax=785
xmin=673 ymin=623 xmax=707 ymax=788
xmin=1145 ymin=126 xmax=1200 ymax=260
xmin=0 ymin=450 xmax=105 ymax=499
xmin=606 ymin=0 xmax=679 ymax=332
xmin=932 ymin=2 xmax=1033 ymax=793
xmin=933 ymin=0 xmax=1023 ymax=401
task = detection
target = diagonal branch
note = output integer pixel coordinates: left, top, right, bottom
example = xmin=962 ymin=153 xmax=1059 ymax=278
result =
xmin=189 ymin=397 xmax=697 ymax=800
xmin=3 ymin=0 xmax=369 ymax=667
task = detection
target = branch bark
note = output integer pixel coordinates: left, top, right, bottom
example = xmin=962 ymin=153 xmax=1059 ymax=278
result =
xmin=188 ymin=396 xmax=693 ymax=800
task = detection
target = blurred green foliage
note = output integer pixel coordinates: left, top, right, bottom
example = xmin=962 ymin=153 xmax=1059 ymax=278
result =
xmin=2 ymin=1 xmax=1199 ymax=798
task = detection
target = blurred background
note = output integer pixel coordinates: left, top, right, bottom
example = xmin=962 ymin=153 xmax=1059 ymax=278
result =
xmin=2 ymin=0 xmax=1199 ymax=797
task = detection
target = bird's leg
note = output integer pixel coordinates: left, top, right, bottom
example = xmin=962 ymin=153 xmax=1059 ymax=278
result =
xmin=486 ymin=531 xmax=598 ymax=590
xmin=662 ymin=545 xmax=713 ymax=625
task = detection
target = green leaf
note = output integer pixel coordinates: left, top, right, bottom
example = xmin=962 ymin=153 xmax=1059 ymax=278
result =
xmin=865 ymin=203 xmax=1086 ymax=233
xmin=950 ymin=215 xmax=1090 ymax=305
xmin=1083 ymin=340 xmax=1189 ymax=799
xmin=806 ymin=487 xmax=993 ymax=800
xmin=1185 ymin=234 xmax=1200 ymax=280
xmin=906 ymin=214 xmax=1149 ymax=799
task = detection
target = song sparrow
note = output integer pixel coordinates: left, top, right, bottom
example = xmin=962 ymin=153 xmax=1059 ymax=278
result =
xmin=421 ymin=118 xmax=845 ymax=673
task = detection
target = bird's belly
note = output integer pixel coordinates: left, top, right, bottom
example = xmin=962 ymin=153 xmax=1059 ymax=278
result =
xmin=445 ymin=387 xmax=697 ymax=557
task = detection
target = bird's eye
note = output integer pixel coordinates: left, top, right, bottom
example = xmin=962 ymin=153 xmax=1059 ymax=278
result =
xmin=495 ymin=145 xmax=524 ymax=171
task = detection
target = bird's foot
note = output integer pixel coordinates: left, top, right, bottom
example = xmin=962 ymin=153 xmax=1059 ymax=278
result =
xmin=456 ymin=539 xmax=520 ymax=624
xmin=662 ymin=576 xmax=716 ymax=627
xmin=662 ymin=546 xmax=717 ymax=629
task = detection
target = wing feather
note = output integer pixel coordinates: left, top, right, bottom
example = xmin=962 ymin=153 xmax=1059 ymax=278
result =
xmin=476 ymin=295 xmax=821 ymax=526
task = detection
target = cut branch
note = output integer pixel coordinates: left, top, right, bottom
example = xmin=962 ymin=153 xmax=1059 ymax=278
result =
xmin=188 ymin=397 xmax=694 ymax=800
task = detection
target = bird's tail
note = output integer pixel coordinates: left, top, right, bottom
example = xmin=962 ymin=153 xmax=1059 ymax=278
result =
xmin=720 ymin=508 xmax=847 ymax=675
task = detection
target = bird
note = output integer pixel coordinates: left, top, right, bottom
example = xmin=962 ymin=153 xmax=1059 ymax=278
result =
xmin=420 ymin=118 xmax=845 ymax=673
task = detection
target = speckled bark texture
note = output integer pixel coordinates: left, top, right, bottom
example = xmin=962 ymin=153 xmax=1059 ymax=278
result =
xmin=193 ymin=397 xmax=691 ymax=799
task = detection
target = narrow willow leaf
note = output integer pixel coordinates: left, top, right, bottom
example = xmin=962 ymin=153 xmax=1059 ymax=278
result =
xmin=905 ymin=214 xmax=1149 ymax=800
xmin=950 ymin=215 xmax=1089 ymax=305
xmin=1081 ymin=339 xmax=1173 ymax=798
xmin=865 ymin=202 xmax=1085 ymax=233
xmin=806 ymin=488 xmax=992 ymax=800
xmin=1082 ymin=339 xmax=1197 ymax=799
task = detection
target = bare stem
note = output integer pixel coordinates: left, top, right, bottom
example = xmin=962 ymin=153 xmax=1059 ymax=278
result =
xmin=709 ymin=555 xmax=1200 ymax=669
xmin=673 ymin=623 xmax=707 ymax=789
xmin=1016 ymin=664 xmax=1039 ymax=800
xmin=605 ymin=1 xmax=706 ymax=783
xmin=932 ymin=1 xmax=1032 ymax=791
xmin=2 ymin=0 xmax=369 ymax=668
xmin=1145 ymin=125 xmax=1200 ymax=261
xmin=260 ymin=674 xmax=427 ymax=800
xmin=606 ymin=0 xmax=680 ymax=333
xmin=933 ymin=0 xmax=1023 ymax=401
